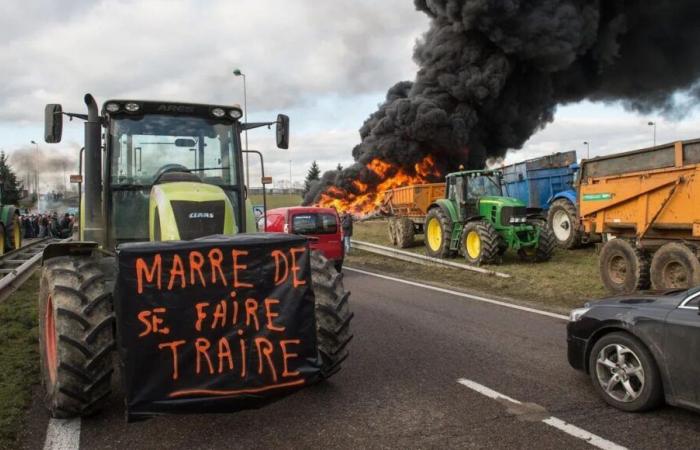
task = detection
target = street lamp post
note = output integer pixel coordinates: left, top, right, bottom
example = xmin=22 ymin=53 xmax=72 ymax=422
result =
xmin=648 ymin=121 xmax=656 ymax=147
xmin=233 ymin=69 xmax=249 ymax=187
xmin=583 ymin=141 xmax=590 ymax=159
xmin=30 ymin=140 xmax=39 ymax=195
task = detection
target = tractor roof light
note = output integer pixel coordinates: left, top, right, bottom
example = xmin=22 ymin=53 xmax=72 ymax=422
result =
xmin=105 ymin=103 xmax=120 ymax=113
xmin=124 ymin=102 xmax=140 ymax=112
xmin=212 ymin=108 xmax=226 ymax=118
xmin=229 ymin=109 xmax=242 ymax=119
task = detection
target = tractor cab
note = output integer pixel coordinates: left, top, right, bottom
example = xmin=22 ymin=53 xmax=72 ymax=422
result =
xmin=44 ymin=96 xmax=289 ymax=249
xmin=446 ymin=169 xmax=504 ymax=220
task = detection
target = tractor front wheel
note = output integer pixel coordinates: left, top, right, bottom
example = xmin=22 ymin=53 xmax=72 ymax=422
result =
xmin=39 ymin=256 xmax=114 ymax=418
xmin=459 ymin=221 xmax=502 ymax=265
xmin=547 ymin=199 xmax=581 ymax=249
xmin=424 ymin=208 xmax=453 ymax=258
xmin=518 ymin=221 xmax=555 ymax=262
xmin=311 ymin=251 xmax=353 ymax=378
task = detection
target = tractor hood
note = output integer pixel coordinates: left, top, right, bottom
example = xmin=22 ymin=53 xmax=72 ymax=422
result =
xmin=479 ymin=196 xmax=526 ymax=207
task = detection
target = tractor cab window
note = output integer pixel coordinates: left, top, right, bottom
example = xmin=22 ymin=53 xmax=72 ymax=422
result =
xmin=108 ymin=114 xmax=241 ymax=244
xmin=109 ymin=115 xmax=238 ymax=186
xmin=466 ymin=175 xmax=502 ymax=199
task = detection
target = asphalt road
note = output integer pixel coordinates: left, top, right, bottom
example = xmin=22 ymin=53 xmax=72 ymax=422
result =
xmin=23 ymin=268 xmax=700 ymax=449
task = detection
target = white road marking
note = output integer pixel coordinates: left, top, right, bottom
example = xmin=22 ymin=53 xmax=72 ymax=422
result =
xmin=344 ymin=266 xmax=568 ymax=320
xmin=457 ymin=378 xmax=627 ymax=450
xmin=43 ymin=418 xmax=81 ymax=450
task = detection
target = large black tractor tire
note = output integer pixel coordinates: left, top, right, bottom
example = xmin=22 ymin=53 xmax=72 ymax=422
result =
xmin=459 ymin=221 xmax=502 ymax=266
xmin=424 ymin=207 xmax=454 ymax=258
xmin=599 ymin=239 xmax=650 ymax=294
xmin=650 ymin=243 xmax=700 ymax=290
xmin=39 ymin=256 xmax=115 ymax=418
xmin=311 ymin=251 xmax=353 ymax=379
xmin=547 ymin=199 xmax=582 ymax=249
xmin=395 ymin=217 xmax=415 ymax=249
xmin=518 ymin=221 xmax=556 ymax=262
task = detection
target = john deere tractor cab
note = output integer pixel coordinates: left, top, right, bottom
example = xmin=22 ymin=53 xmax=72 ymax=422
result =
xmin=38 ymin=95 xmax=352 ymax=419
xmin=424 ymin=169 xmax=554 ymax=265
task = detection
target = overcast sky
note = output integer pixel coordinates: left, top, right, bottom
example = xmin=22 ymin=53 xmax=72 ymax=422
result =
xmin=1 ymin=0 xmax=699 ymax=190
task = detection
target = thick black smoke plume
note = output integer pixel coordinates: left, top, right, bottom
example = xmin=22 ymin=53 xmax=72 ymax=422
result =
xmin=305 ymin=0 xmax=700 ymax=207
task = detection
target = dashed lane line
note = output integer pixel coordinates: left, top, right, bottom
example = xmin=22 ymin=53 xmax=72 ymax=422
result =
xmin=457 ymin=378 xmax=627 ymax=450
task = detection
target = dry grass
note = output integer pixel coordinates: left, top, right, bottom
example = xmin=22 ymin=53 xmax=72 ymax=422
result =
xmin=249 ymin=193 xmax=302 ymax=209
xmin=347 ymin=219 xmax=606 ymax=312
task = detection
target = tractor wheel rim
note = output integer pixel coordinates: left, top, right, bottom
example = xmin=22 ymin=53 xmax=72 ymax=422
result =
xmin=45 ymin=295 xmax=57 ymax=385
xmin=466 ymin=231 xmax=481 ymax=259
xmin=609 ymin=254 xmax=628 ymax=285
xmin=552 ymin=210 xmax=571 ymax=242
xmin=0 ymin=228 xmax=5 ymax=255
xmin=595 ymin=343 xmax=645 ymax=403
xmin=663 ymin=261 xmax=688 ymax=288
xmin=426 ymin=218 xmax=442 ymax=251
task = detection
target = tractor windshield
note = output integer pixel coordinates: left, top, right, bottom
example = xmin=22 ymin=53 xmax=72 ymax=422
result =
xmin=467 ymin=175 xmax=502 ymax=198
xmin=109 ymin=114 xmax=239 ymax=187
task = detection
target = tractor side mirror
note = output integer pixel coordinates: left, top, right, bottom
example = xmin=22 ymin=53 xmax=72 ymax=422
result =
xmin=276 ymin=114 xmax=289 ymax=149
xmin=45 ymin=104 xmax=63 ymax=143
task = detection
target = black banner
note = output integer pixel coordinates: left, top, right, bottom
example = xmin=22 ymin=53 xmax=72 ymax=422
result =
xmin=114 ymin=234 xmax=321 ymax=420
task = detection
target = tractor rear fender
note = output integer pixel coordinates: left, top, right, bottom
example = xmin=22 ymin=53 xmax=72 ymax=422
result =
xmin=42 ymin=241 xmax=99 ymax=264
xmin=548 ymin=189 xmax=577 ymax=208
xmin=428 ymin=199 xmax=459 ymax=223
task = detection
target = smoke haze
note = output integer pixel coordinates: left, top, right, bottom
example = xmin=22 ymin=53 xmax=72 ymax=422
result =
xmin=306 ymin=0 xmax=700 ymax=205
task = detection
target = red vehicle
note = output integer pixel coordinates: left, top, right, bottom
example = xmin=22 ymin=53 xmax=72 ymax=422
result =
xmin=261 ymin=206 xmax=344 ymax=271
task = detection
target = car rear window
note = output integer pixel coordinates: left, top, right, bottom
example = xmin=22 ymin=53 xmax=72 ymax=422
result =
xmin=292 ymin=213 xmax=337 ymax=235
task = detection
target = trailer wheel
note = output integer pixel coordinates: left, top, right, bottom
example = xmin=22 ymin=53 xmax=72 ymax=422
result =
xmin=395 ymin=217 xmax=415 ymax=248
xmin=424 ymin=208 xmax=453 ymax=258
xmin=311 ymin=251 xmax=353 ymax=378
xmin=547 ymin=199 xmax=581 ymax=249
xmin=387 ymin=219 xmax=397 ymax=246
xmin=650 ymin=243 xmax=700 ymax=290
xmin=459 ymin=221 xmax=501 ymax=265
xmin=599 ymin=239 xmax=650 ymax=294
xmin=39 ymin=256 xmax=114 ymax=418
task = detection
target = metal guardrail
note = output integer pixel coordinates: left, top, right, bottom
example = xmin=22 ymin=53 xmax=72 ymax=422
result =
xmin=350 ymin=240 xmax=512 ymax=278
xmin=0 ymin=237 xmax=66 ymax=303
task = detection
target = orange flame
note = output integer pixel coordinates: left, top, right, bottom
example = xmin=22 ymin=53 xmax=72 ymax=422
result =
xmin=317 ymin=155 xmax=440 ymax=216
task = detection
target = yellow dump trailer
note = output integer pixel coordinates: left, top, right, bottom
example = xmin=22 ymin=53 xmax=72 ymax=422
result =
xmin=382 ymin=183 xmax=445 ymax=248
xmin=579 ymin=139 xmax=700 ymax=292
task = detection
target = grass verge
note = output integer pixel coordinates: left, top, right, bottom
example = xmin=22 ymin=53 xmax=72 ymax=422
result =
xmin=348 ymin=219 xmax=606 ymax=312
xmin=249 ymin=193 xmax=301 ymax=209
xmin=0 ymin=275 xmax=40 ymax=449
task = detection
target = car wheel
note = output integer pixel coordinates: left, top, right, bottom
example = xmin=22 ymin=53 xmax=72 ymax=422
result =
xmin=588 ymin=332 xmax=663 ymax=412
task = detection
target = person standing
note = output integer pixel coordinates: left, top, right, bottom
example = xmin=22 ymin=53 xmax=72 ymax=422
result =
xmin=341 ymin=212 xmax=353 ymax=253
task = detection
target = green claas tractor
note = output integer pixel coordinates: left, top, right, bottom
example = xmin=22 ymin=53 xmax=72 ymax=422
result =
xmin=38 ymin=95 xmax=352 ymax=418
xmin=424 ymin=169 xmax=554 ymax=265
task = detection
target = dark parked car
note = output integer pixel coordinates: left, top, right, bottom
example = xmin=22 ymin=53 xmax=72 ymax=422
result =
xmin=568 ymin=287 xmax=700 ymax=412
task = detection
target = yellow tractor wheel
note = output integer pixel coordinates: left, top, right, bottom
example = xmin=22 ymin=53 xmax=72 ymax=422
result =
xmin=0 ymin=225 xmax=6 ymax=256
xmin=12 ymin=215 xmax=21 ymax=250
xmin=459 ymin=221 xmax=501 ymax=265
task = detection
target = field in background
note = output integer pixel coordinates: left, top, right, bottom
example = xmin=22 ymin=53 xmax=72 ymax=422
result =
xmin=347 ymin=219 xmax=606 ymax=311
xmin=0 ymin=275 xmax=39 ymax=448
xmin=249 ymin=193 xmax=301 ymax=209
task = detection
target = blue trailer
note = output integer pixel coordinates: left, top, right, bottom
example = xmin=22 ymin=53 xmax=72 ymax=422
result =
xmin=501 ymin=151 xmax=585 ymax=249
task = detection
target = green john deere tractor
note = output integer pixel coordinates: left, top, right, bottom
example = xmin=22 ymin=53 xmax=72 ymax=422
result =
xmin=38 ymin=95 xmax=352 ymax=418
xmin=424 ymin=169 xmax=554 ymax=265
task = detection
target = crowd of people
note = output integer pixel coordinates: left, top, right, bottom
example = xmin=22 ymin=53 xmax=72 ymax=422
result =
xmin=21 ymin=211 xmax=75 ymax=239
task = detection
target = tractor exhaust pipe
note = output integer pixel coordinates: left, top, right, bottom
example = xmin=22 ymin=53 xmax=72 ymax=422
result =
xmin=83 ymin=94 xmax=104 ymax=244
